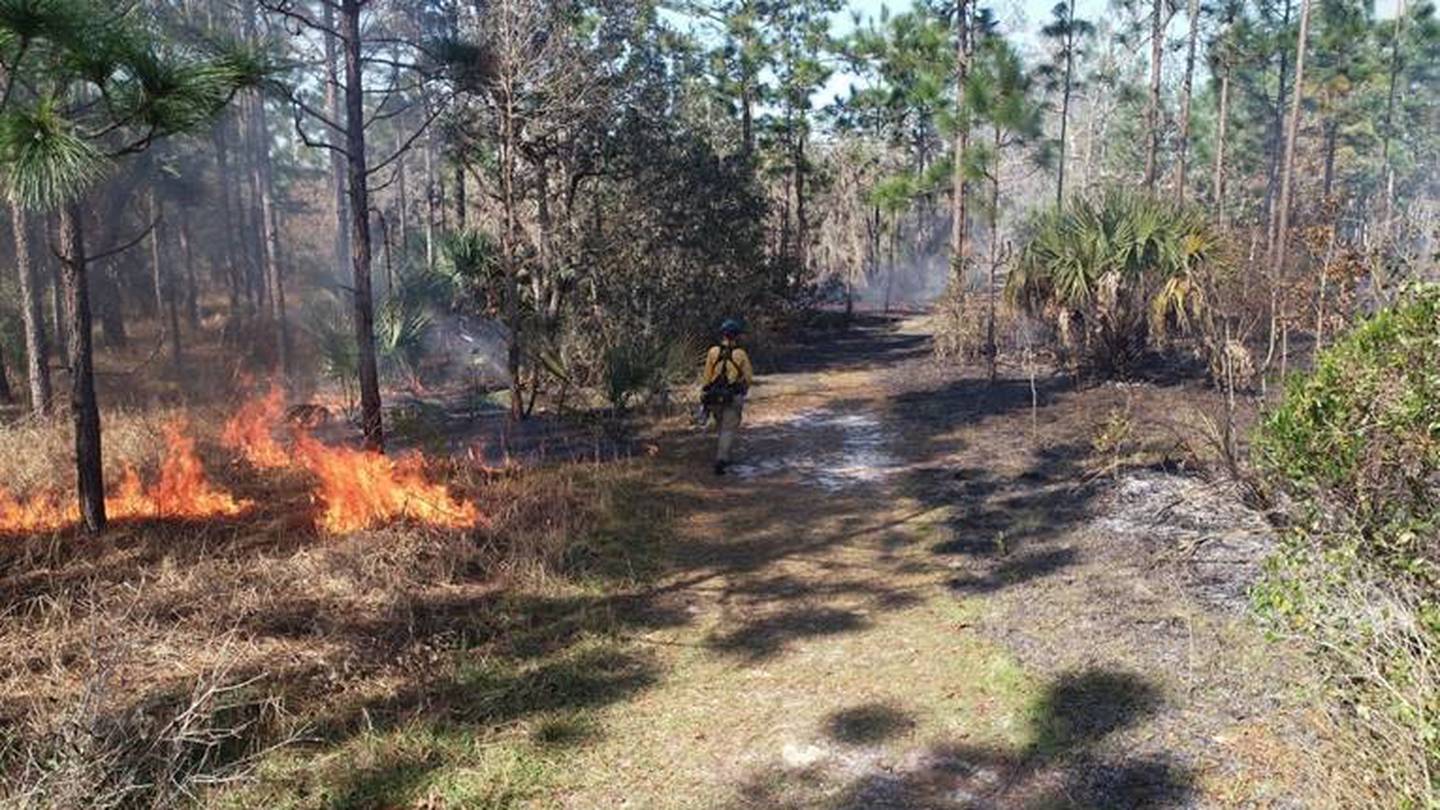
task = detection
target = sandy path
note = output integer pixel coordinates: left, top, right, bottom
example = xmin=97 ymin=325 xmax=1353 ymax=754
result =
xmin=554 ymin=316 xmax=1330 ymax=809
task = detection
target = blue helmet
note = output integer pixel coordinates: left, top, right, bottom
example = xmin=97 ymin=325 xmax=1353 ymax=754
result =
xmin=720 ymin=318 xmax=744 ymax=337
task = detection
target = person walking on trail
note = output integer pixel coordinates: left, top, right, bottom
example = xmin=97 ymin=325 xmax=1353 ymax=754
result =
xmin=701 ymin=319 xmax=754 ymax=476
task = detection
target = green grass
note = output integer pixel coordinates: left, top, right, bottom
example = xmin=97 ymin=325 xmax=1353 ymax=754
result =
xmin=207 ymin=466 xmax=689 ymax=809
xmin=220 ymin=637 xmax=657 ymax=809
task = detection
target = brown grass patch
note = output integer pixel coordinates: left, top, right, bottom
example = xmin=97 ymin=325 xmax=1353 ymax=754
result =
xmin=0 ymin=410 xmax=654 ymax=806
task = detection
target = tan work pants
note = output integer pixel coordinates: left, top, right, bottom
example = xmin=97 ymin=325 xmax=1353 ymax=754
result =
xmin=714 ymin=401 xmax=743 ymax=463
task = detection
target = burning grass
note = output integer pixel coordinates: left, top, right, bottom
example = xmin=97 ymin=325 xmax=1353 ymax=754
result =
xmin=0 ymin=431 xmax=671 ymax=807
xmin=0 ymin=384 xmax=672 ymax=806
xmin=0 ymin=418 xmax=250 ymax=535
xmin=219 ymin=387 xmax=483 ymax=533
xmin=221 ymin=384 xmax=290 ymax=469
xmin=293 ymin=433 xmax=481 ymax=534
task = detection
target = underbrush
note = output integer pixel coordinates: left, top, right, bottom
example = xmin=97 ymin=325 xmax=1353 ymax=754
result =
xmin=0 ymin=411 xmax=678 ymax=807
xmin=1253 ymin=284 xmax=1439 ymax=807
xmin=0 ymin=407 xmax=189 ymax=496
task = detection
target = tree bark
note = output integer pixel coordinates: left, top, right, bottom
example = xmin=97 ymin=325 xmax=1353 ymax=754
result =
xmin=1264 ymin=0 xmax=1294 ymax=257
xmin=11 ymin=205 xmax=51 ymax=413
xmin=1143 ymin=0 xmax=1165 ymax=190
xmin=150 ymin=189 xmax=182 ymax=371
xmin=59 ymin=201 xmax=105 ymax=532
xmin=1322 ymin=120 xmax=1338 ymax=200
xmin=1213 ymin=65 xmax=1230 ymax=226
xmin=987 ymin=125 xmax=1001 ymax=383
xmin=323 ymin=0 xmax=351 ymax=284
xmin=343 ymin=0 xmax=384 ymax=449
xmin=50 ymin=247 xmax=67 ymax=364
xmin=794 ymin=131 xmax=808 ymax=272
xmin=952 ymin=0 xmax=970 ymax=278
xmin=396 ymin=126 xmax=409 ymax=262
xmin=1056 ymin=0 xmax=1076 ymax=208
xmin=0 ymin=346 xmax=11 ymax=403
xmin=252 ymin=89 xmax=288 ymax=378
xmin=454 ymin=162 xmax=467 ymax=229
xmin=179 ymin=209 xmax=199 ymax=329
xmin=424 ymin=127 xmax=436 ymax=270
xmin=214 ymin=114 xmax=244 ymax=313
xmin=1267 ymin=0 xmax=1312 ymax=375
xmin=1176 ymin=0 xmax=1201 ymax=201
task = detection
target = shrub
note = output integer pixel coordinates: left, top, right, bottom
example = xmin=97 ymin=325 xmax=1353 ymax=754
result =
xmin=1253 ymin=284 xmax=1440 ymax=806
xmin=601 ymin=336 xmax=702 ymax=412
xmin=1255 ymin=283 xmax=1440 ymax=583
xmin=1007 ymin=190 xmax=1226 ymax=377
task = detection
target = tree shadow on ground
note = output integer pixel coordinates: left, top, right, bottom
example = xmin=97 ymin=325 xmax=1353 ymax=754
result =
xmin=767 ymin=314 xmax=933 ymax=376
xmin=825 ymin=701 xmax=917 ymax=745
xmin=708 ymin=606 xmax=872 ymax=661
xmin=733 ymin=667 xmax=1191 ymax=809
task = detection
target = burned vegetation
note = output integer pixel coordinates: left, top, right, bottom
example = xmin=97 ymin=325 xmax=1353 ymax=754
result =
xmin=0 ymin=0 xmax=1435 ymax=806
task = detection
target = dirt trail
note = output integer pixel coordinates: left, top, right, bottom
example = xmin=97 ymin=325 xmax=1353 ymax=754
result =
xmin=557 ymin=316 xmax=1329 ymax=809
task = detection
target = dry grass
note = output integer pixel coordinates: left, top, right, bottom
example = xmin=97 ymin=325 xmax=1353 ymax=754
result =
xmin=0 ymin=409 xmax=663 ymax=807
xmin=0 ymin=406 xmax=199 ymax=496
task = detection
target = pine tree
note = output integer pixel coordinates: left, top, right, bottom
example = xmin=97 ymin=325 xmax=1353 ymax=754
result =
xmin=0 ymin=0 xmax=261 ymax=530
xmin=1039 ymin=0 xmax=1094 ymax=206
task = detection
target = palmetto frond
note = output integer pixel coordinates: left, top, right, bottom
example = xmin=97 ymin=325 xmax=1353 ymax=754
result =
xmin=1008 ymin=189 xmax=1227 ymax=375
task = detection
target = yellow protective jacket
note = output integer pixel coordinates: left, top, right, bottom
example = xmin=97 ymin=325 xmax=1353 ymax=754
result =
xmin=704 ymin=343 xmax=754 ymax=389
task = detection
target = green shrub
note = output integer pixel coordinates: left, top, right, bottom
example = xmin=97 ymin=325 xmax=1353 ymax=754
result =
xmin=1254 ymin=284 xmax=1440 ymax=807
xmin=1255 ymin=283 xmax=1440 ymax=586
xmin=601 ymin=336 xmax=701 ymax=412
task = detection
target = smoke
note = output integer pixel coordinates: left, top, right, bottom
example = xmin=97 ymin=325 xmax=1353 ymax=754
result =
xmin=421 ymin=312 xmax=512 ymax=388
xmin=845 ymin=210 xmax=959 ymax=312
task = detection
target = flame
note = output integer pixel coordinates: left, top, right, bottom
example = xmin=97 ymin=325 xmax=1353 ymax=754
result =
xmin=0 ymin=488 xmax=71 ymax=534
xmin=145 ymin=422 xmax=249 ymax=519
xmin=221 ymin=384 xmax=290 ymax=469
xmin=293 ymin=433 xmax=479 ymax=534
xmin=0 ymin=420 xmax=249 ymax=534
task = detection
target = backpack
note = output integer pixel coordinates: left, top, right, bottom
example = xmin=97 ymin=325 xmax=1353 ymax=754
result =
xmin=701 ymin=346 xmax=746 ymax=407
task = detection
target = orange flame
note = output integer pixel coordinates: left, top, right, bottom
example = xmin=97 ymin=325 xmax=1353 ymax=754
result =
xmin=145 ymin=422 xmax=250 ymax=519
xmin=293 ymin=433 xmax=479 ymax=534
xmin=221 ymin=384 xmax=289 ymax=469
xmin=0 ymin=420 xmax=249 ymax=534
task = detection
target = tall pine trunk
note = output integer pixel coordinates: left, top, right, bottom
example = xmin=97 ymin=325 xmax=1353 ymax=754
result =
xmin=1143 ymin=0 xmax=1165 ymax=190
xmin=50 ymin=248 xmax=67 ymax=365
xmin=986 ymin=125 xmax=1001 ymax=383
xmin=343 ymin=0 xmax=384 ymax=450
xmin=11 ymin=205 xmax=51 ymax=413
xmin=324 ymin=0 xmax=351 ymax=284
xmin=150 ymin=189 xmax=182 ymax=371
xmin=59 ymin=202 xmax=105 ymax=532
xmin=252 ymin=89 xmax=288 ymax=378
xmin=952 ymin=0 xmax=970 ymax=279
xmin=500 ymin=55 xmax=523 ymax=421
xmin=1056 ymin=0 xmax=1076 ymax=207
xmin=179 ymin=209 xmax=199 ymax=329
xmin=1379 ymin=0 xmax=1405 ymax=242
xmin=214 ymin=115 xmax=243 ymax=312
xmin=1213 ymin=65 xmax=1231 ymax=226
xmin=1266 ymin=0 xmax=1312 ymax=378
xmin=453 ymin=163 xmax=466 ymax=229
xmin=1175 ymin=0 xmax=1201 ymax=200
xmin=1264 ymin=0 xmax=1294 ymax=257
xmin=794 ymin=132 xmax=808 ymax=272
